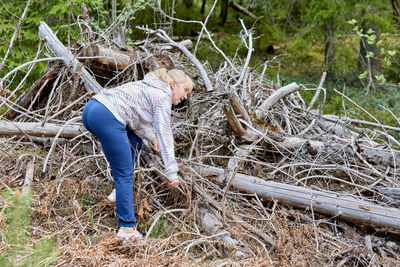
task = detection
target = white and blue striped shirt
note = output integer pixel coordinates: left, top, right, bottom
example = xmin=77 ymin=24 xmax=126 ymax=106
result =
xmin=94 ymin=73 xmax=178 ymax=181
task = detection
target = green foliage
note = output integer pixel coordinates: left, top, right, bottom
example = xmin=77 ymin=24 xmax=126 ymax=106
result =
xmin=0 ymin=189 xmax=60 ymax=266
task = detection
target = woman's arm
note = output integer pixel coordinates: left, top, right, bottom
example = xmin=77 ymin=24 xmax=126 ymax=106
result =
xmin=153 ymin=96 xmax=179 ymax=181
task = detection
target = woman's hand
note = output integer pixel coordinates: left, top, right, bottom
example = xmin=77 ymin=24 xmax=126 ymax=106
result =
xmin=151 ymin=137 xmax=160 ymax=154
xmin=169 ymin=178 xmax=181 ymax=188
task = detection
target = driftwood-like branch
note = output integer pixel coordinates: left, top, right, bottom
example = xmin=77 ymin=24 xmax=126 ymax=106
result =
xmin=136 ymin=26 xmax=213 ymax=92
xmin=323 ymin=114 xmax=400 ymax=133
xmin=256 ymin=82 xmax=300 ymax=117
xmin=307 ymin=72 xmax=327 ymax=112
xmin=228 ymin=91 xmax=252 ymax=126
xmin=195 ymin=163 xmax=400 ymax=233
xmin=0 ymin=121 xmax=85 ymax=138
xmin=23 ymin=156 xmax=35 ymax=188
xmin=222 ymin=101 xmax=257 ymax=142
xmin=38 ymin=21 xmax=103 ymax=93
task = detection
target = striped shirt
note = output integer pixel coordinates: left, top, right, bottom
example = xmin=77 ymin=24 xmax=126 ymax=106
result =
xmin=94 ymin=73 xmax=178 ymax=181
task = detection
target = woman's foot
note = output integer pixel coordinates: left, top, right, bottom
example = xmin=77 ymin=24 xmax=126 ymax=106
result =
xmin=117 ymin=227 xmax=143 ymax=240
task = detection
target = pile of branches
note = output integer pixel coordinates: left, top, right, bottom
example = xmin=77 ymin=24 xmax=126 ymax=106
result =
xmin=1 ymin=4 xmax=400 ymax=266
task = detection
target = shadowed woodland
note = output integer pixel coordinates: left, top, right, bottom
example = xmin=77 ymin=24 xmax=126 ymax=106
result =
xmin=1 ymin=1 xmax=400 ymax=266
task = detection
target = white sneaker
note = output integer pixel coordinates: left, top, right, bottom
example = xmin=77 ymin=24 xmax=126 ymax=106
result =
xmin=107 ymin=189 xmax=116 ymax=202
xmin=117 ymin=227 xmax=143 ymax=240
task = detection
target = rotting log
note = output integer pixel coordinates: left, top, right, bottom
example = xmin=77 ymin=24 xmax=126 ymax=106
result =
xmin=0 ymin=121 xmax=85 ymax=138
xmin=194 ymin=163 xmax=400 ymax=233
xmin=38 ymin=21 xmax=103 ymax=93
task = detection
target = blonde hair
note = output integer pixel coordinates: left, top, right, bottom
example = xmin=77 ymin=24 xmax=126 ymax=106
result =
xmin=152 ymin=68 xmax=193 ymax=93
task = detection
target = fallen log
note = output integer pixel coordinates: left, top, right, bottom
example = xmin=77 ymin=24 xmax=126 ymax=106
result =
xmin=194 ymin=163 xmax=400 ymax=233
xmin=38 ymin=21 xmax=103 ymax=93
xmin=0 ymin=121 xmax=85 ymax=138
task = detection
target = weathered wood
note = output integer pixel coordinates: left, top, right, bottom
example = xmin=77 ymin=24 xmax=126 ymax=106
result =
xmin=256 ymin=82 xmax=300 ymax=117
xmin=23 ymin=157 xmax=35 ymax=188
xmin=140 ymin=148 xmax=275 ymax=247
xmin=195 ymin=163 xmax=400 ymax=233
xmin=222 ymin=100 xmax=257 ymax=142
xmin=323 ymin=114 xmax=400 ymax=133
xmin=38 ymin=21 xmax=103 ymax=93
xmin=199 ymin=207 xmax=245 ymax=257
xmin=83 ymin=43 xmax=131 ymax=71
xmin=377 ymin=187 xmax=400 ymax=199
xmin=228 ymin=91 xmax=252 ymax=126
xmin=276 ymin=136 xmax=400 ymax=167
xmin=3 ymin=62 xmax=61 ymax=120
xmin=222 ymin=101 xmax=247 ymax=137
xmin=0 ymin=121 xmax=85 ymax=138
xmin=137 ymin=26 xmax=213 ymax=92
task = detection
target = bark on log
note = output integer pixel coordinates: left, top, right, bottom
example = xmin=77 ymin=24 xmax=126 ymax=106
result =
xmin=0 ymin=121 xmax=85 ymax=138
xmin=38 ymin=21 xmax=103 ymax=93
xmin=195 ymin=163 xmax=400 ymax=233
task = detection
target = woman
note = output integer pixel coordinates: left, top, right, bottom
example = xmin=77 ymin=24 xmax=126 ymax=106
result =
xmin=82 ymin=68 xmax=193 ymax=240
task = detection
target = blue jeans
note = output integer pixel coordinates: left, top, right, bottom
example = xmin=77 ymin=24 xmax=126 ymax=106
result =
xmin=82 ymin=99 xmax=142 ymax=227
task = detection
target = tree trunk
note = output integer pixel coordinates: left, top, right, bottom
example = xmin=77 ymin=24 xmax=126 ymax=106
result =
xmin=391 ymin=0 xmax=400 ymax=29
xmin=200 ymin=0 xmax=206 ymax=14
xmin=358 ymin=23 xmax=381 ymax=76
xmin=324 ymin=24 xmax=336 ymax=80
xmin=220 ymin=0 xmax=229 ymax=25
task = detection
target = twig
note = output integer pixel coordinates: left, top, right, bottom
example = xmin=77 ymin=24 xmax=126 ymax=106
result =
xmin=0 ymin=0 xmax=32 ymax=74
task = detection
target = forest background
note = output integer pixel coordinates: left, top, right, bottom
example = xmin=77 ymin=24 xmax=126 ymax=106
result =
xmin=1 ymin=0 xmax=400 ymax=128
xmin=1 ymin=0 xmax=400 ymax=265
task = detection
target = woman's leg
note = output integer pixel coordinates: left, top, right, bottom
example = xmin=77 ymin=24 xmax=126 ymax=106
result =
xmin=82 ymin=99 xmax=137 ymax=227
xmin=127 ymin=129 xmax=143 ymax=164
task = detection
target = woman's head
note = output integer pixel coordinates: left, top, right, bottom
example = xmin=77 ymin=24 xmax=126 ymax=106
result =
xmin=152 ymin=68 xmax=193 ymax=105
